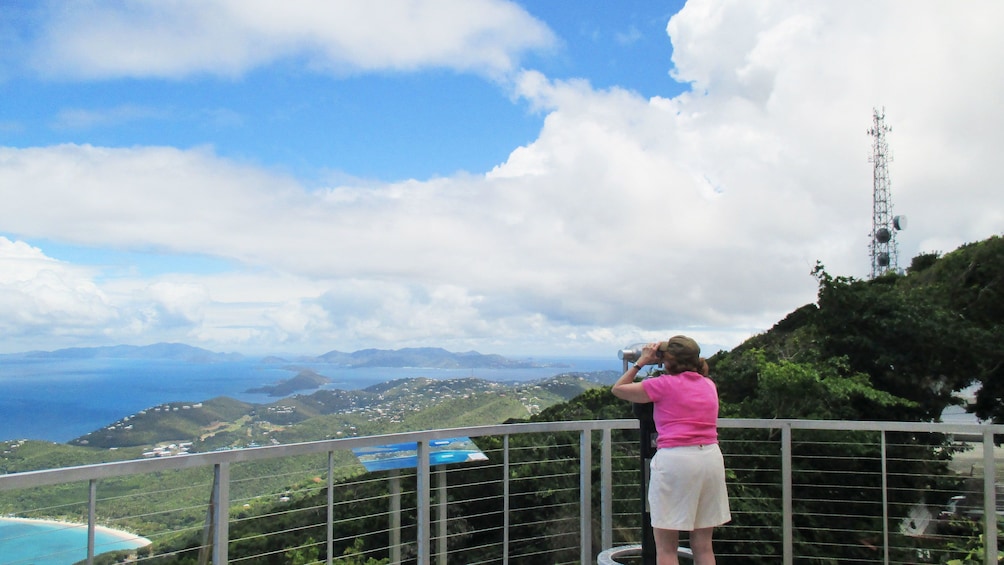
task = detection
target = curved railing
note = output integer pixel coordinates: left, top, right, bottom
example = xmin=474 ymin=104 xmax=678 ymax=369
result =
xmin=1 ymin=418 xmax=1001 ymax=564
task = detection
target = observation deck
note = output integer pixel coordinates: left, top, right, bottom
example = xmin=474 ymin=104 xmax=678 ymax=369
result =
xmin=1 ymin=418 xmax=1001 ymax=564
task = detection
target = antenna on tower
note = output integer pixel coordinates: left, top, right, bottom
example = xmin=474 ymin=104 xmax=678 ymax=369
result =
xmin=868 ymin=107 xmax=906 ymax=278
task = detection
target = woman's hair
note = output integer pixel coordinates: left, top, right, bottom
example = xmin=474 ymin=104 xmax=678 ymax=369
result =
xmin=664 ymin=355 xmax=707 ymax=375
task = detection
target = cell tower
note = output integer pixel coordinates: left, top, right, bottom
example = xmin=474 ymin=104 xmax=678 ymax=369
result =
xmin=867 ymin=108 xmax=905 ymax=277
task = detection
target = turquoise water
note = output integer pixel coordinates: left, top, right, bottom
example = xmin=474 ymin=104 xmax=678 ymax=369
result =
xmin=0 ymin=518 xmax=149 ymax=565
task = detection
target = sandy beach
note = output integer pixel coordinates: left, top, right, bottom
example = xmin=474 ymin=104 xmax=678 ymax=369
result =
xmin=0 ymin=515 xmax=152 ymax=547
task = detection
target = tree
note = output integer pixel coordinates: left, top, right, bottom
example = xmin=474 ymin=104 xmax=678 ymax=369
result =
xmin=723 ymin=349 xmax=914 ymax=420
xmin=809 ymin=264 xmax=975 ymax=421
xmin=285 ymin=537 xmax=320 ymax=565
xmin=899 ymin=237 xmax=1004 ymax=422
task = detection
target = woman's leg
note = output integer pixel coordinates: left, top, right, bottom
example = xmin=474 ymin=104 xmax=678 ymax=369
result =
xmin=653 ymin=527 xmax=680 ymax=565
xmin=689 ymin=527 xmax=716 ymax=564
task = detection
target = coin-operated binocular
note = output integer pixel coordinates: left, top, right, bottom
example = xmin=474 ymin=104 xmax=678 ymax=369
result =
xmin=618 ymin=344 xmax=658 ymax=564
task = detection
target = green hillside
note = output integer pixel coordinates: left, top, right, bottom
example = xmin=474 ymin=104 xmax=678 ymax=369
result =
xmin=711 ymin=235 xmax=1004 ymax=424
xmin=0 ymin=440 xmax=142 ymax=474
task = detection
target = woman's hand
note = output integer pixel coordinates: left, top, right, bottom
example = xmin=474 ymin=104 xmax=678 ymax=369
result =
xmin=637 ymin=342 xmax=660 ymax=366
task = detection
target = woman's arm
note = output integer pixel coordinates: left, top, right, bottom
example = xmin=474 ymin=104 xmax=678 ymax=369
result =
xmin=611 ymin=342 xmax=658 ymax=404
xmin=611 ymin=366 xmax=652 ymax=403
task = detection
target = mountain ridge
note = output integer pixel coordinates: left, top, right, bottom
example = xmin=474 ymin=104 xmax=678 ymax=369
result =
xmin=5 ymin=343 xmax=563 ymax=369
xmin=14 ymin=342 xmax=244 ymax=363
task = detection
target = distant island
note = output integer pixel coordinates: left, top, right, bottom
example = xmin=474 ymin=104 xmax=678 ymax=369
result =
xmin=245 ymin=369 xmax=331 ymax=397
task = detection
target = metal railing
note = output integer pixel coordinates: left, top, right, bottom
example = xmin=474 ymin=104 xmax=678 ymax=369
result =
xmin=0 ymin=418 xmax=1001 ymax=564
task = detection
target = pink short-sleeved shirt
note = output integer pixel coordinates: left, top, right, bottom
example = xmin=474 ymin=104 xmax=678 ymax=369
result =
xmin=641 ymin=371 xmax=719 ymax=448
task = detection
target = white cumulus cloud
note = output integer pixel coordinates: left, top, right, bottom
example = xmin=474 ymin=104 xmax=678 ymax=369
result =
xmin=1 ymin=0 xmax=1002 ymax=356
xmin=27 ymin=0 xmax=555 ymax=79
xmin=0 ymin=238 xmax=117 ymax=338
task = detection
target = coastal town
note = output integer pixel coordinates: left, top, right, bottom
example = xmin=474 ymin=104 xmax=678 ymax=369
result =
xmin=63 ymin=372 xmax=616 ymax=455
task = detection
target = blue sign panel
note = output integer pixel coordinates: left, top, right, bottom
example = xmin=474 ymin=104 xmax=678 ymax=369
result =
xmin=352 ymin=437 xmax=488 ymax=472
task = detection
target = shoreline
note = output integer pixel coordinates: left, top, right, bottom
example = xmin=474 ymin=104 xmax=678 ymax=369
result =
xmin=0 ymin=515 xmax=152 ymax=547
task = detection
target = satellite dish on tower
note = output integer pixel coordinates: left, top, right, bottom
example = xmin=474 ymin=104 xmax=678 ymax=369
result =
xmin=876 ymin=228 xmax=891 ymax=243
xmin=893 ymin=215 xmax=908 ymax=230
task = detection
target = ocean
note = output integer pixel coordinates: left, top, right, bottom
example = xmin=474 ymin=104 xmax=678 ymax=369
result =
xmin=0 ymin=355 xmax=616 ymax=443
xmin=0 ymin=518 xmax=149 ymax=565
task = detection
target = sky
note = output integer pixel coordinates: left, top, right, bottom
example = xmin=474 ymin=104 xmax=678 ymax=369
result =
xmin=1 ymin=0 xmax=1002 ymax=359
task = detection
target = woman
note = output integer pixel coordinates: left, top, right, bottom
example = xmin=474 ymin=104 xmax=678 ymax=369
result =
xmin=611 ymin=335 xmax=731 ymax=565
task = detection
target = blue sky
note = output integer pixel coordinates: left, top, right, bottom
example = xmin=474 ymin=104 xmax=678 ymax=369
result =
xmin=3 ymin=1 xmax=686 ymax=184
xmin=1 ymin=1 xmax=1002 ymax=357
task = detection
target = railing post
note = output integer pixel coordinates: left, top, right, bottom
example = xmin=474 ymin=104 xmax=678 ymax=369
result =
xmin=87 ymin=478 xmax=97 ymax=565
xmin=601 ymin=427 xmax=613 ymax=551
xmin=633 ymin=402 xmax=657 ymax=564
xmin=881 ymin=431 xmax=889 ymax=564
xmin=984 ymin=428 xmax=998 ymax=565
xmin=503 ymin=434 xmax=510 ymax=565
xmin=327 ymin=451 xmax=334 ymax=565
xmin=782 ymin=424 xmax=793 ymax=565
xmin=581 ymin=429 xmax=593 ymax=565
xmin=437 ymin=465 xmax=447 ymax=565
xmin=213 ymin=462 xmax=230 ymax=565
xmin=390 ymin=469 xmax=402 ymax=565
xmin=416 ymin=440 xmax=431 ymax=565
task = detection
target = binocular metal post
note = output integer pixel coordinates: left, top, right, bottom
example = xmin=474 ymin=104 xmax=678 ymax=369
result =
xmin=610 ymin=350 xmax=694 ymax=565
xmin=632 ymin=399 xmax=658 ymax=565
xmin=619 ymin=351 xmax=657 ymax=565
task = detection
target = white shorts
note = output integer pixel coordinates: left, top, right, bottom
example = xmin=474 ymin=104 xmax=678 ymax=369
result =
xmin=648 ymin=444 xmax=732 ymax=531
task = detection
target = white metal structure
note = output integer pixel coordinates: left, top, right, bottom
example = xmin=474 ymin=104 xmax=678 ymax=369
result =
xmin=0 ymin=418 xmax=1000 ymax=564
